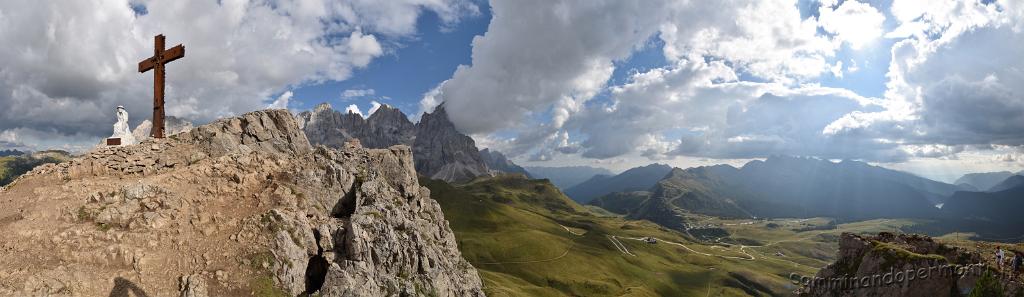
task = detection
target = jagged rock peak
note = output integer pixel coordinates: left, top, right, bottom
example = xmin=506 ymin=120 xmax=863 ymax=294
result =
xmin=0 ymin=109 xmax=484 ymax=296
xmin=298 ymin=102 xmax=496 ymax=183
xmin=419 ymin=103 xmax=456 ymax=129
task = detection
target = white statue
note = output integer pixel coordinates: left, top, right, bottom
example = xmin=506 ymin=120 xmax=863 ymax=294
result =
xmin=110 ymin=105 xmax=136 ymax=146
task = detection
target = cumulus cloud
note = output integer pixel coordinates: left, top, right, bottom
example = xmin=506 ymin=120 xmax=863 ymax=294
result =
xmin=660 ymin=0 xmax=836 ymax=83
xmin=438 ymin=0 xmax=668 ymax=135
xmin=0 ymin=0 xmax=476 ymax=151
xmin=826 ymin=0 xmax=1024 ymax=150
xmin=431 ymin=0 xmax=1022 ymax=168
xmin=433 ymin=0 xmax=845 ymax=157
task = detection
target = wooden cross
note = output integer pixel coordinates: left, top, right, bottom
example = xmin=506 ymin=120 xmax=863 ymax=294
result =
xmin=138 ymin=34 xmax=185 ymax=138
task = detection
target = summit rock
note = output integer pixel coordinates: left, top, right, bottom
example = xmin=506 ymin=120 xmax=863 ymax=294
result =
xmin=0 ymin=109 xmax=484 ymax=296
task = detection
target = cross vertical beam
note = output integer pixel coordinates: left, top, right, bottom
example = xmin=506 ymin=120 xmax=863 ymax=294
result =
xmin=138 ymin=34 xmax=185 ymax=138
xmin=153 ymin=35 xmax=165 ymax=139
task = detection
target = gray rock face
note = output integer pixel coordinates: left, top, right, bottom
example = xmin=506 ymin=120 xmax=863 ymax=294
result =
xmin=297 ymin=103 xmax=494 ymax=183
xmin=180 ymin=109 xmax=312 ymax=157
xmin=267 ymin=141 xmax=485 ymax=296
xmin=413 ymin=105 xmax=491 ymax=182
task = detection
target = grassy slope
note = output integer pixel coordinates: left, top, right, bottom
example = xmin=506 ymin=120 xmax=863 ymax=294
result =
xmin=424 ymin=175 xmax=867 ymax=296
xmin=0 ymin=157 xmax=10 ymax=183
xmin=0 ymin=152 xmax=71 ymax=186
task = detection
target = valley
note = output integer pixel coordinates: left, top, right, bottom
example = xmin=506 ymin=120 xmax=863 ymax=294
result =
xmin=424 ymin=174 xmax=951 ymax=296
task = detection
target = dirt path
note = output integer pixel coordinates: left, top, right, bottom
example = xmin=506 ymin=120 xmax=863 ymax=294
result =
xmin=559 ymin=224 xmax=585 ymax=236
xmin=476 ymin=224 xmax=583 ymax=265
xmin=619 ymin=236 xmax=756 ymax=261
xmin=476 ymin=247 xmax=573 ymax=265
xmin=608 ymin=235 xmax=636 ymax=257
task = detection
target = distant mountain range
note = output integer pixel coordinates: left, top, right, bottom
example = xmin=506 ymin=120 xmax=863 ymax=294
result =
xmin=296 ymin=103 xmax=525 ymax=182
xmin=0 ymin=149 xmax=25 ymax=157
xmin=590 ymin=156 xmax=962 ymax=230
xmin=523 ymin=165 xmax=613 ymax=190
xmin=479 ymin=148 xmax=531 ymax=178
xmin=563 ymin=163 xmax=672 ymax=203
xmin=954 ymin=171 xmax=1020 ymax=191
xmin=924 ymin=181 xmax=1024 ymax=240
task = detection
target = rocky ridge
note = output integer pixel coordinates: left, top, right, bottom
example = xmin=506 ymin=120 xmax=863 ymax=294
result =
xmin=0 ymin=109 xmax=483 ymax=296
xmin=479 ymin=148 xmax=531 ymax=178
xmin=798 ymin=232 xmax=1020 ymax=297
xmin=297 ymin=103 xmax=496 ymax=183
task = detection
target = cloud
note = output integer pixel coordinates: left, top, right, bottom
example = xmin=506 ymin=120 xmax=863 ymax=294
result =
xmin=332 ymin=0 xmax=480 ymax=36
xmin=341 ymin=88 xmax=376 ymax=99
xmin=818 ymin=0 xmax=885 ymax=49
xmin=660 ymin=0 xmax=836 ymax=83
xmin=0 ymin=0 xmax=476 ymax=151
xmin=267 ymin=91 xmax=293 ymax=109
xmin=826 ymin=1 xmax=1024 ymax=149
xmin=344 ymin=104 xmax=364 ymax=117
xmin=830 ymin=61 xmax=844 ymax=78
xmin=438 ymin=0 xmax=672 ymax=135
xmin=367 ymin=100 xmax=383 ymax=115
xmin=413 ymin=82 xmax=445 ymax=122
xmin=569 ymin=57 xmax=901 ymax=161
xmin=568 ymin=59 xmax=740 ymax=159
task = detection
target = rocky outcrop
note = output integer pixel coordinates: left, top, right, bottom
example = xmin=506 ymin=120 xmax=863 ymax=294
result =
xmin=798 ymin=232 xmax=1020 ymax=297
xmin=297 ymin=103 xmax=493 ymax=183
xmin=0 ymin=109 xmax=484 ymax=296
xmin=479 ymin=148 xmax=531 ymax=178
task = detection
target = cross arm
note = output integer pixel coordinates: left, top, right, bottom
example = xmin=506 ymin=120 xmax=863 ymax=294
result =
xmin=163 ymin=45 xmax=185 ymax=64
xmin=138 ymin=57 xmax=156 ymax=73
xmin=137 ymin=44 xmax=185 ymax=73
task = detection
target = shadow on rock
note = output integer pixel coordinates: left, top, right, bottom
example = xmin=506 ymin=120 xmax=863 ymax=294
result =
xmin=108 ymin=277 xmax=149 ymax=297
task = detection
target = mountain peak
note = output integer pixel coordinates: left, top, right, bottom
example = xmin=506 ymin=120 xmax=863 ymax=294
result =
xmin=313 ymin=102 xmax=333 ymax=113
xmin=988 ymin=174 xmax=1024 ymax=192
xmin=366 ymin=103 xmax=410 ymax=123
